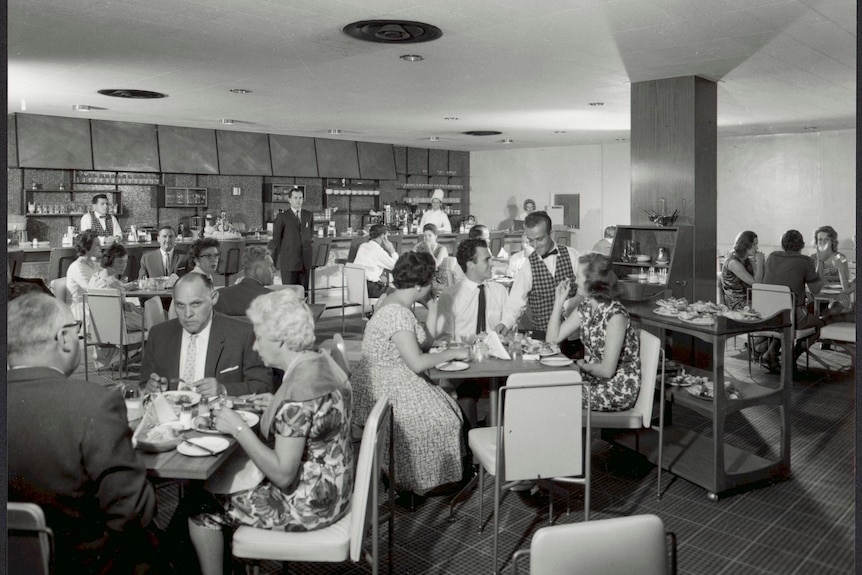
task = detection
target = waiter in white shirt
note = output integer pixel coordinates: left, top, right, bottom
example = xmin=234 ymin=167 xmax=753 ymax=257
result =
xmin=80 ymin=194 xmax=122 ymax=240
xmin=419 ymin=189 xmax=452 ymax=233
xmin=495 ymin=211 xmax=583 ymax=352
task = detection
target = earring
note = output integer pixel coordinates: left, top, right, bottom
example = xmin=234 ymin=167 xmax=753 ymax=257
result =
xmin=416 ymin=286 xmax=422 ymax=291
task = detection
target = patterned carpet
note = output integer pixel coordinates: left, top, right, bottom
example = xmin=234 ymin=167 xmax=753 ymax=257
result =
xmin=79 ymin=318 xmax=856 ymax=575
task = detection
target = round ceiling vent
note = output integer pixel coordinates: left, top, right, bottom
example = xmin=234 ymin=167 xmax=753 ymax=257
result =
xmin=462 ymin=130 xmax=502 ymax=136
xmin=97 ymin=89 xmax=167 ymax=99
xmin=343 ymin=20 xmax=442 ymax=44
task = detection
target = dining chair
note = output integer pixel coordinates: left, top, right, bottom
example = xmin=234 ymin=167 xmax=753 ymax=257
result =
xmin=590 ymin=329 xmax=665 ymax=498
xmin=266 ymin=283 xmax=306 ymax=299
xmin=216 ymin=239 xmax=245 ymax=287
xmin=815 ymin=321 xmax=856 ymax=373
xmin=49 ymin=277 xmax=70 ymax=305
xmin=143 ymin=296 xmax=167 ymax=340
xmin=341 ymin=262 xmax=379 ymax=332
xmin=747 ymin=283 xmax=816 ymax=375
xmin=83 ymin=289 xmax=145 ymax=380
xmin=124 ymin=246 xmax=143 ymax=282
xmin=330 ymin=333 xmax=351 ymax=376
xmin=46 ymin=247 xmax=78 ymax=281
xmin=489 ymin=232 xmax=505 ymax=257
xmin=511 ymin=514 xmax=676 ymax=575
xmin=232 ymin=396 xmax=394 ymax=575
xmin=8 ymin=249 xmax=25 ymax=278
xmin=8 ymin=501 xmax=54 ymax=575
xmin=468 ymin=371 xmax=591 ymax=575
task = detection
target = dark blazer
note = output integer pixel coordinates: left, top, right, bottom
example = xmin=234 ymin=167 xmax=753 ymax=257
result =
xmin=213 ymin=278 xmax=271 ymax=317
xmin=138 ymin=248 xmax=191 ymax=279
xmin=272 ymin=209 xmax=313 ymax=272
xmin=140 ymin=312 xmax=273 ymax=395
xmin=8 ymin=367 xmax=157 ymax=573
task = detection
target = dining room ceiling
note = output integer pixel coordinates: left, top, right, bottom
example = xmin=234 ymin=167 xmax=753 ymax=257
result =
xmin=7 ymin=0 xmax=857 ymax=152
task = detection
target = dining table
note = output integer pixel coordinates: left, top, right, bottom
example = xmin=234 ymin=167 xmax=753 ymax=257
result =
xmin=812 ymin=284 xmax=850 ymax=316
xmin=137 ymin=432 xmax=240 ymax=481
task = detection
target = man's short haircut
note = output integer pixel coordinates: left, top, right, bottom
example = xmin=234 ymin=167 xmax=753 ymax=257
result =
xmin=7 ymin=293 xmax=67 ymax=356
xmin=243 ymin=245 xmax=271 ymax=269
xmin=246 ymin=258 xmax=273 ymax=285
xmin=91 ymin=193 xmax=109 ymax=204
xmin=524 ymin=211 xmax=552 ymax=233
xmin=192 ymin=237 xmax=221 ymax=259
xmin=288 ymin=186 xmax=304 ymax=198
xmin=423 ymin=223 xmax=438 ymax=234
xmin=456 ymin=238 xmax=488 ymax=273
xmin=157 ymin=224 xmax=176 ymax=235
xmin=468 ymin=224 xmax=488 ymax=240
xmin=100 ymin=242 xmax=127 ymax=268
xmin=174 ymin=271 xmax=214 ymax=293
xmin=369 ymin=224 xmax=388 ymax=240
xmin=781 ymin=229 xmax=805 ymax=252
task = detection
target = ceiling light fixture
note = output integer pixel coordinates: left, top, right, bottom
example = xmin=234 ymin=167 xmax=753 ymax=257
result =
xmin=329 ymin=129 xmax=342 ymax=135
xmin=229 ymin=88 xmax=252 ymax=94
xmin=802 ymin=126 xmax=818 ymax=131
xmin=221 ymin=119 xmax=235 ymax=125
xmin=72 ymin=104 xmax=93 ymax=111
xmin=97 ymin=89 xmax=166 ymax=99
xmin=444 ymin=117 xmax=459 ymax=121
xmin=20 ymin=100 xmax=26 ymax=111
xmin=400 ymin=54 xmax=424 ymax=62
xmin=554 ymin=130 xmax=567 ymax=134
xmin=588 ymin=102 xmax=605 ymax=106
xmin=428 ymin=136 xmax=440 ymax=142
xmin=500 ymin=139 xmax=513 ymax=144
xmin=615 ymin=138 xmax=628 ymax=142
xmin=463 ymin=130 xmax=502 ymax=136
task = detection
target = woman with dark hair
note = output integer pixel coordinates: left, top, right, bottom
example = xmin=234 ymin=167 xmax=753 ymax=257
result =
xmin=546 ymin=253 xmax=641 ymax=411
xmin=351 ymin=251 xmax=470 ymax=504
xmin=812 ymin=225 xmax=854 ymax=319
xmin=89 ymin=242 xmax=144 ymax=334
xmin=414 ymin=223 xmax=449 ymax=295
xmin=720 ymin=230 xmax=764 ymax=309
xmin=65 ymin=230 xmax=102 ymax=321
xmin=190 ymin=237 xmax=221 ymax=280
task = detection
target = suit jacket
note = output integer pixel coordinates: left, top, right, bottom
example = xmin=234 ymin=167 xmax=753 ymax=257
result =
xmin=273 ymin=209 xmax=313 ymax=272
xmin=138 ymin=248 xmax=191 ymax=279
xmin=213 ymin=278 xmax=271 ymax=316
xmin=8 ymin=367 xmax=156 ymax=573
xmin=140 ymin=312 xmax=273 ymax=395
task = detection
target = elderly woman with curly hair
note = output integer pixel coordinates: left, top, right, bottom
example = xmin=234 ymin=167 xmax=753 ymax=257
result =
xmin=546 ymin=252 xmax=641 ymax=412
xmin=351 ymin=251 xmax=470 ymax=505
xmin=720 ymin=231 xmax=765 ymax=310
xmin=188 ymin=289 xmax=353 ymax=575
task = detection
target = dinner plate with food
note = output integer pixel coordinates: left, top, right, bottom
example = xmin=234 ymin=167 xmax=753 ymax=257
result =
xmin=653 ymin=307 xmax=679 ymax=317
xmin=656 ymin=297 xmax=687 ymax=311
xmin=135 ymin=421 xmax=185 ymax=452
xmin=540 ymin=357 xmax=574 ymax=367
xmin=193 ymin=410 xmax=259 ymax=434
xmin=721 ymin=309 xmax=764 ymax=322
xmin=685 ymin=381 xmax=743 ymax=401
xmin=677 ymin=311 xmax=715 ymax=325
xmin=161 ymin=390 xmax=202 ymax=408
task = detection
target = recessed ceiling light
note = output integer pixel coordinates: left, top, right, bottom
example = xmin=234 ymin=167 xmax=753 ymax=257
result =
xmin=221 ymin=119 xmax=235 ymax=125
xmin=97 ymin=89 xmax=166 ymax=99
xmin=500 ymin=139 xmax=513 ymax=144
xmin=588 ymin=102 xmax=605 ymax=106
xmin=20 ymin=100 xmax=26 ymax=111
xmin=329 ymin=129 xmax=342 ymax=135
xmin=428 ymin=136 xmax=440 ymax=142
xmin=802 ymin=126 xmax=818 ymax=131
xmin=72 ymin=105 xmax=92 ymax=111
xmin=554 ymin=130 xmax=567 ymax=134
xmin=229 ymin=88 xmax=252 ymax=94
xmin=615 ymin=138 xmax=628 ymax=142
xmin=444 ymin=117 xmax=459 ymax=121
xmin=400 ymin=54 xmax=424 ymax=62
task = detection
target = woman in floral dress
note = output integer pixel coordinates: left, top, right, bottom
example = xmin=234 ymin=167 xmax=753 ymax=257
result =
xmin=189 ymin=289 xmax=353 ymax=575
xmin=351 ymin=252 xmax=471 ymax=500
xmin=546 ymin=252 xmax=641 ymax=411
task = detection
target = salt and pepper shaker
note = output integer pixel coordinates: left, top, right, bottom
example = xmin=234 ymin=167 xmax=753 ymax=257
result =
xmin=180 ymin=405 xmax=193 ymax=430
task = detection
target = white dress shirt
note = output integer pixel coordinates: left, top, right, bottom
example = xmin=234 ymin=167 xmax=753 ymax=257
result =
xmin=499 ymin=244 xmax=581 ymax=330
xmin=80 ymin=212 xmax=123 ymax=237
xmin=353 ymin=241 xmax=398 ymax=283
xmin=419 ymin=209 xmax=452 ymax=233
xmin=437 ymin=277 xmax=508 ymax=340
xmin=180 ymin=316 xmax=213 ymax=384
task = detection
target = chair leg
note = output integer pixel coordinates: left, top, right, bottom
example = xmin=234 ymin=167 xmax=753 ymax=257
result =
xmin=477 ymin=467 xmax=485 ymax=533
xmin=492 ymin=472 xmax=501 ymax=575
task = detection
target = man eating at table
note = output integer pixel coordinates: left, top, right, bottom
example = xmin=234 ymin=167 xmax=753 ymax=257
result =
xmin=494 ymin=211 xmax=582 ymax=352
xmin=8 ymin=293 xmax=161 ymax=574
xmin=436 ymin=238 xmax=508 ymax=427
xmin=141 ymin=273 xmax=273 ymax=396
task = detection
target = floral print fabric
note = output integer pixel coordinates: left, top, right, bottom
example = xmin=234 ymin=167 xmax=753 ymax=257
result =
xmin=578 ymin=299 xmax=641 ymax=411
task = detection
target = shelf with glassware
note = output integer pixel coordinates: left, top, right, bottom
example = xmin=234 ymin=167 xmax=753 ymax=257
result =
xmin=25 ymin=188 xmax=123 ymax=218
xmin=323 ymin=181 xmax=381 ymax=236
xmin=609 ymin=225 xmax=693 ymax=301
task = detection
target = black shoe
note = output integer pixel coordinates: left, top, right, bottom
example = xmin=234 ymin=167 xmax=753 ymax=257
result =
xmin=394 ymin=490 xmax=425 ymax=510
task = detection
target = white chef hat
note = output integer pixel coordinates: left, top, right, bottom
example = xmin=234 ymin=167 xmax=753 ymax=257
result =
xmin=431 ymin=189 xmax=445 ymax=201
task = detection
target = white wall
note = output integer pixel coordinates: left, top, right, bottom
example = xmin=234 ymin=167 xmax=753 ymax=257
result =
xmin=470 ymin=130 xmax=855 ymax=258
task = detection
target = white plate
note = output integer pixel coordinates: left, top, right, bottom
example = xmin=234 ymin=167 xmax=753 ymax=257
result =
xmin=436 ymin=361 xmax=471 ymax=372
xmin=237 ymin=410 xmax=260 ymax=428
xmin=162 ymin=390 xmax=201 ymax=407
xmin=177 ymin=436 xmax=231 ymax=457
xmin=653 ymin=307 xmax=679 ymax=317
xmin=539 ymin=344 xmax=561 ymax=357
xmin=540 ymin=357 xmax=574 ymax=367
xmin=678 ymin=315 xmax=715 ymax=325
xmin=721 ymin=310 xmax=763 ymax=322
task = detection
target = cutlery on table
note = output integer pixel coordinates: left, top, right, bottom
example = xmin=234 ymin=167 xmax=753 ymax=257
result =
xmin=183 ymin=439 xmax=217 ymax=455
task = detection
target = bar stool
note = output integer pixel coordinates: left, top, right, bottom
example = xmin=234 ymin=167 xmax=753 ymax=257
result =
xmin=216 ymin=240 xmax=244 ymax=286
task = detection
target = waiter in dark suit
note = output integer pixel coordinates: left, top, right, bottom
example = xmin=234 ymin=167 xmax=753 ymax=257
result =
xmin=272 ymin=186 xmax=313 ymax=291
xmin=138 ymin=224 xmax=191 ymax=279
xmin=140 ymin=273 xmax=273 ymax=396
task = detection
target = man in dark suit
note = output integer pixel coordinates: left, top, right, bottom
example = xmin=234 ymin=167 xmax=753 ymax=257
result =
xmin=8 ymin=293 xmax=159 ymax=573
xmin=141 ymin=273 xmax=273 ymax=396
xmin=213 ymin=257 xmax=274 ymax=316
xmin=272 ymin=186 xmax=313 ymax=291
xmin=139 ymin=224 xmax=191 ymax=279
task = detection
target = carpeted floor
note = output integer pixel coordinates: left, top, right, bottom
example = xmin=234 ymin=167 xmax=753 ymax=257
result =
xmin=79 ymin=316 xmax=856 ymax=575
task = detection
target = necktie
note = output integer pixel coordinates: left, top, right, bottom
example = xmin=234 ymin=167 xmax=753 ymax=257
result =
xmin=164 ymin=252 xmax=171 ymax=275
xmin=476 ymin=284 xmax=486 ymax=334
xmin=541 ymin=248 xmax=559 ymax=260
xmin=294 ymin=210 xmax=301 ymax=220
xmin=182 ymin=334 xmax=197 ymax=385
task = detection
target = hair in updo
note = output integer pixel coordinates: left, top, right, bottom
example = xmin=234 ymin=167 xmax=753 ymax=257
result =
xmin=391 ymin=252 xmax=435 ymax=289
xmin=577 ymin=252 xmax=620 ymax=303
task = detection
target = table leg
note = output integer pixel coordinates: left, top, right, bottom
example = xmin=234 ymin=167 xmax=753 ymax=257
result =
xmin=488 ymin=377 xmax=501 ymax=427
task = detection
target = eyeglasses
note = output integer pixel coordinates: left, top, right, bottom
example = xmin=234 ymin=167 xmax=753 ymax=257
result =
xmin=57 ymin=320 xmax=83 ymax=341
xmin=200 ymin=252 xmax=221 ymax=259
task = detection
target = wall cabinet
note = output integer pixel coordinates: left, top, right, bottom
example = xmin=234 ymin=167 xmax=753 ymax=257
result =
xmin=157 ymin=186 xmax=208 ymax=208
xmin=610 ymin=225 xmax=693 ymax=301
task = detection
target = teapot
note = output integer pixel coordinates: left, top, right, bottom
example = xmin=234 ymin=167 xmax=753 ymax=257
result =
xmin=656 ymin=247 xmax=670 ymax=263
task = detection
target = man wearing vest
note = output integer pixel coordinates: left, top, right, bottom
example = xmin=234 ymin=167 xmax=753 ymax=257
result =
xmin=80 ymin=193 xmax=123 ymax=240
xmin=494 ymin=211 xmax=583 ymax=353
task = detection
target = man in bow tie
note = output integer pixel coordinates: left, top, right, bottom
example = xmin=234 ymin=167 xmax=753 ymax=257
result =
xmin=80 ymin=193 xmax=123 ymax=240
xmin=495 ymin=211 xmax=582 ymax=342
xmin=272 ymin=186 xmax=313 ymax=291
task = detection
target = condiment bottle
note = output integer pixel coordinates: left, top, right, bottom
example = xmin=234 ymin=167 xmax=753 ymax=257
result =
xmin=180 ymin=405 xmax=193 ymax=430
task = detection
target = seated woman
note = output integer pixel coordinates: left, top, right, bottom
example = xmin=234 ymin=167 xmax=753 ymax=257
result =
xmin=351 ymin=252 xmax=471 ymax=504
xmin=189 ymin=289 xmax=353 ymax=575
xmin=720 ymin=230 xmax=764 ymax=310
xmin=190 ymin=237 xmax=221 ymax=281
xmin=87 ymin=242 xmax=144 ymax=332
xmin=546 ymin=253 xmax=641 ymax=411
xmin=414 ymin=223 xmax=449 ymax=295
xmin=812 ymin=225 xmax=855 ymax=321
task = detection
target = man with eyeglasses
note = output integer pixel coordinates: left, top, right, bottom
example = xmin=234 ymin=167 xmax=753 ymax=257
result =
xmin=141 ymin=273 xmax=273 ymax=397
xmin=8 ymin=293 xmax=160 ymax=573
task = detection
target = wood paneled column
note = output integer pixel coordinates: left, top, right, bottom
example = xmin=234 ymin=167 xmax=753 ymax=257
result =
xmin=631 ymin=75 xmax=717 ymax=302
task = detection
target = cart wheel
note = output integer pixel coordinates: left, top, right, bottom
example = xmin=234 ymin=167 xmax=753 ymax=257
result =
xmin=707 ymin=492 xmax=718 ymax=502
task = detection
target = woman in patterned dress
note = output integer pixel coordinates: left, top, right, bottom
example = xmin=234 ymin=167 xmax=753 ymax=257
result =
xmin=720 ymin=231 xmax=765 ymax=310
xmin=546 ymin=252 xmax=641 ymax=411
xmin=351 ymin=252 xmax=470 ymax=501
xmin=811 ymin=225 xmax=855 ymax=321
xmin=189 ymin=289 xmax=353 ymax=575
xmin=414 ymin=223 xmax=450 ymax=296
